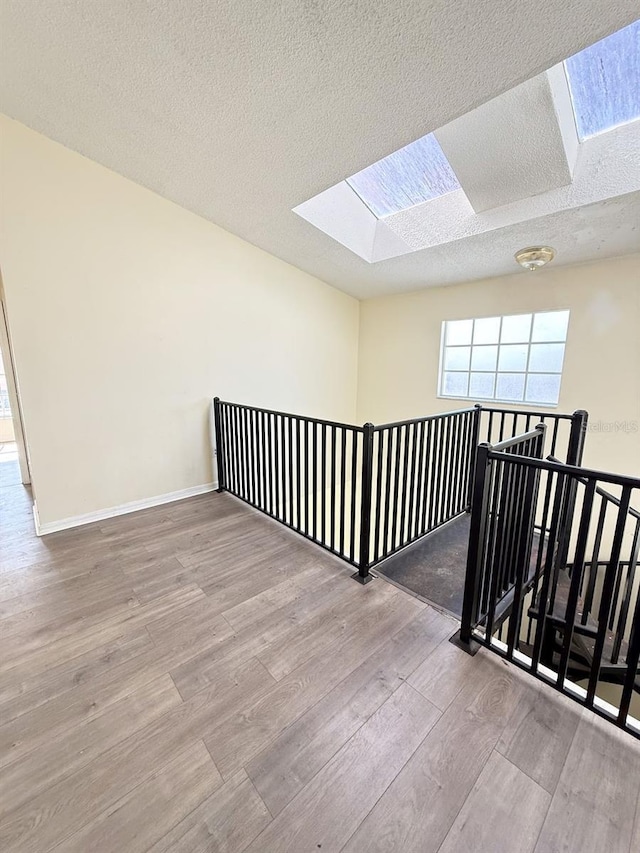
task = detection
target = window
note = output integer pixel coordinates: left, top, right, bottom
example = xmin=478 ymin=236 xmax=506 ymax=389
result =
xmin=564 ymin=20 xmax=640 ymax=139
xmin=439 ymin=310 xmax=570 ymax=406
xmin=346 ymin=133 xmax=460 ymax=218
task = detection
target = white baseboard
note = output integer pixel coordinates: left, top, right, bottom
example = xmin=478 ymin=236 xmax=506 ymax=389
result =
xmin=33 ymin=481 xmax=218 ymax=536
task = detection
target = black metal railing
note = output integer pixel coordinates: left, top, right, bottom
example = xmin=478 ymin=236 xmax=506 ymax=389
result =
xmin=459 ymin=424 xmax=547 ymax=648
xmin=213 ymin=398 xmax=588 ymax=585
xmin=457 ymin=446 xmax=640 ymax=737
xmin=368 ymin=408 xmax=476 ymax=566
xmin=476 ymin=405 xmax=587 ymax=468
xmin=214 ymin=399 xmax=366 ymax=573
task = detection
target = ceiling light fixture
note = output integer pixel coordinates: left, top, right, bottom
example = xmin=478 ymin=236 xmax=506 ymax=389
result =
xmin=515 ymin=246 xmax=555 ymax=271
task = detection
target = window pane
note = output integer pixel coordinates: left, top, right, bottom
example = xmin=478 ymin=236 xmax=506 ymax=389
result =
xmin=471 ymin=345 xmax=498 ymax=371
xmin=526 ymin=374 xmax=562 ymax=405
xmin=442 ymin=372 xmax=469 ymax=397
xmin=496 ymin=373 xmax=525 ymax=402
xmin=446 ymin=319 xmax=473 ymax=346
xmin=500 ymin=313 xmax=532 ymax=343
xmin=498 ymin=344 xmax=528 ymax=371
xmin=347 ymin=132 xmax=460 ymax=218
xmin=531 ymin=310 xmax=570 ymax=342
xmin=469 ymin=372 xmax=495 ymax=399
xmin=529 ymin=343 xmax=565 ymax=373
xmin=444 ymin=346 xmax=471 ymax=370
xmin=564 ymin=20 xmax=640 ymax=140
xmin=473 ymin=316 xmax=501 ymax=345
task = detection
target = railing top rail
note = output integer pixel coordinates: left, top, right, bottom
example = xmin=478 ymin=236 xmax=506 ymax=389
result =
xmin=488 ymin=424 xmax=545 ymax=452
xmin=477 ymin=405 xmax=575 ymax=421
xmin=488 ymin=448 xmax=640 ymax=491
xmin=548 ymin=455 xmax=640 ymax=520
xmin=216 ymin=398 xmax=364 ymax=433
xmin=373 ymin=406 xmax=476 ymax=432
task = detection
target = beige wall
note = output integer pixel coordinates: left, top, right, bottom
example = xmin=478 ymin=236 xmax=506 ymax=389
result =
xmin=357 ymin=255 xmax=640 ymax=478
xmin=0 ymin=117 xmax=359 ymax=527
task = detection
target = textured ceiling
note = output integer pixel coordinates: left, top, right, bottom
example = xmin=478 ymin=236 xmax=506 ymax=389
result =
xmin=1 ymin=1 xmax=639 ymax=298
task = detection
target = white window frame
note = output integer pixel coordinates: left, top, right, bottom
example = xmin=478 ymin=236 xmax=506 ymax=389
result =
xmin=437 ymin=310 xmax=570 ymax=408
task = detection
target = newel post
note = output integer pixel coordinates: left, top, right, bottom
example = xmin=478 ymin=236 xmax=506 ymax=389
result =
xmin=213 ymin=397 xmax=227 ymax=493
xmin=567 ymin=409 xmax=589 ymax=466
xmin=452 ymin=441 xmax=491 ymax=653
xmin=353 ymin=422 xmax=375 ymax=585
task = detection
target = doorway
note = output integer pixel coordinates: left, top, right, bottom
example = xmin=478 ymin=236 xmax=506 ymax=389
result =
xmin=0 ymin=290 xmax=31 ymax=493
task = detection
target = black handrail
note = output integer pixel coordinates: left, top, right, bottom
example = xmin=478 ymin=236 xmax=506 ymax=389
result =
xmin=373 ymin=406 xmax=476 ymax=431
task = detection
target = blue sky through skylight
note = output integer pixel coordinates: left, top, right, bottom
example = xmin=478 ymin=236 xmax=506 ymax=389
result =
xmin=564 ymin=20 xmax=640 ymax=139
xmin=346 ymin=132 xmax=460 ymax=218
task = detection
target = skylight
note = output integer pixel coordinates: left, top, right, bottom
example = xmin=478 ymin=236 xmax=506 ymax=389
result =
xmin=346 ymin=132 xmax=460 ymax=219
xmin=564 ymin=20 xmax=640 ymax=140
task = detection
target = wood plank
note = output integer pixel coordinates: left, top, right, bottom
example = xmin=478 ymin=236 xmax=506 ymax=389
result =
xmin=0 ymin=567 xmax=132 ymax=622
xmin=631 ymin=786 xmax=640 ymax=853
xmin=0 ymin=544 xmax=149 ymax=600
xmin=0 ymin=659 xmax=271 ymax=852
xmin=246 ymin=606 xmax=453 ymax=815
xmin=438 ymin=751 xmax=551 ymax=853
xmin=204 ymin=589 xmax=423 ymax=779
xmin=0 ymin=611 xmax=232 ymax=772
xmin=496 ymin=676 xmax=581 ymax=793
xmin=168 ymin=569 xmax=359 ymax=699
xmin=408 ymin=633 xmax=478 ymax=710
xmin=243 ymin=683 xmax=440 ymax=853
xmin=256 ymin=575 xmax=401 ymax=680
xmin=534 ymin=712 xmax=640 ymax=853
xmin=147 ymin=769 xmax=271 ymax=853
xmin=0 ymin=589 xmax=140 ymax=658
xmin=0 ymin=674 xmax=182 ymax=816
xmin=221 ymin=559 xmax=343 ymax=631
xmin=0 ymin=584 xmax=206 ymax=676
xmin=0 ymin=628 xmax=153 ymax=722
xmin=341 ymin=653 xmax=522 ymax=853
xmin=52 ymin=741 xmax=220 ymax=853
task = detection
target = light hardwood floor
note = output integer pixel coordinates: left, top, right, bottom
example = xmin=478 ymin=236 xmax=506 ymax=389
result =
xmin=1 ymin=465 xmax=640 ymax=852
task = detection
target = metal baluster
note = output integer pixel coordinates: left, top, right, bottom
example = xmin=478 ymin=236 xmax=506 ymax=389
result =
xmin=586 ymin=487 xmax=631 ymax=707
xmin=383 ymin=427 xmax=394 ymax=557
xmin=330 ymin=426 xmax=336 ymax=551
xmin=414 ymin=421 xmax=426 ymax=539
xmin=321 ymin=423 xmax=327 ymax=544
xmin=303 ymin=419 xmax=309 ymax=535
xmin=391 ymin=425 xmax=402 ymax=552
xmin=407 ymin=421 xmax=419 ymax=541
xmin=399 ymin=422 xmax=411 ymax=546
xmin=427 ymin=420 xmax=438 ymax=531
xmin=583 ymin=497 xmax=607 ymax=623
xmin=373 ymin=430 xmax=384 ymax=563
xmin=296 ymin=418 xmax=301 ymax=531
xmin=312 ymin=421 xmax=318 ymax=540
xmin=339 ymin=427 xmax=347 ymax=555
xmin=612 ymin=517 xmax=640 ymax=663
xmin=350 ymin=429 xmax=359 ymax=563
xmin=556 ymin=479 xmax=596 ymax=684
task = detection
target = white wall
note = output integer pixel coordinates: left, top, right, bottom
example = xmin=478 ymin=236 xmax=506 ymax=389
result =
xmin=357 ymin=255 xmax=640 ymax=478
xmin=0 ymin=117 xmax=359 ymax=527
